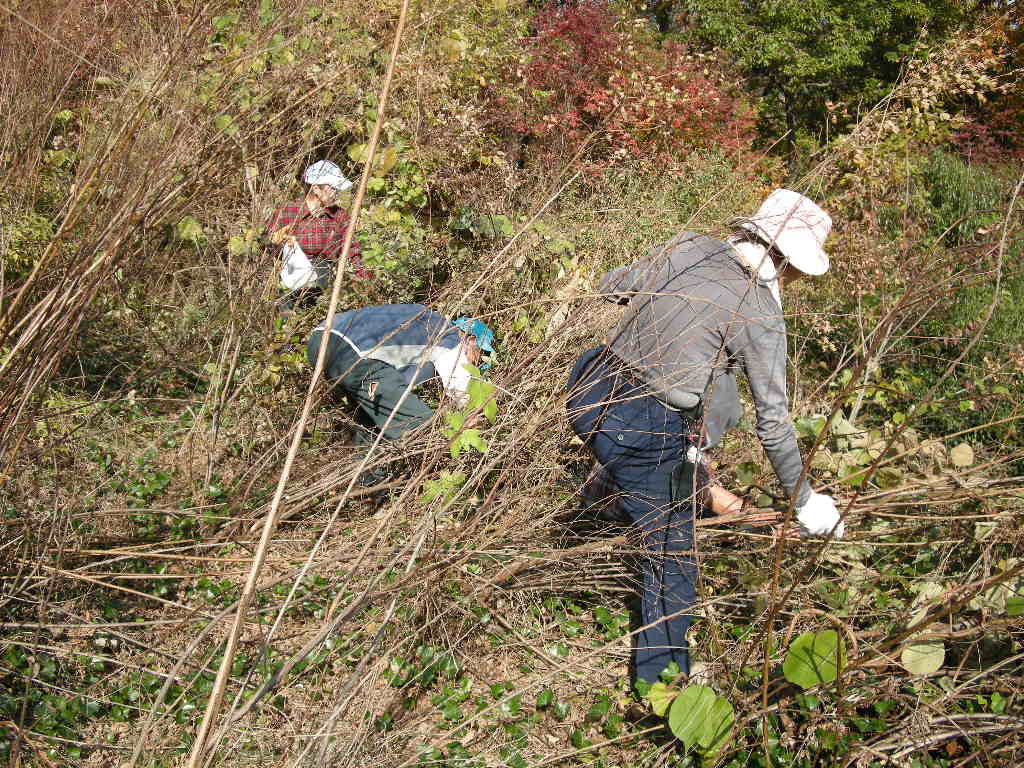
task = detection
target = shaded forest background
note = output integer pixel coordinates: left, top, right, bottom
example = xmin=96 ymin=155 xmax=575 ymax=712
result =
xmin=1 ymin=0 xmax=1023 ymax=765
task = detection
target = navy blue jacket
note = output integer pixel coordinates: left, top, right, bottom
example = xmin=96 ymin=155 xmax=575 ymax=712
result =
xmin=314 ymin=304 xmax=462 ymax=388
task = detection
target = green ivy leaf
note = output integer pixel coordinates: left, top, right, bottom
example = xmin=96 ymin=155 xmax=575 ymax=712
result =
xmin=376 ymin=145 xmax=400 ymax=175
xmin=461 ymin=429 xmax=487 ymax=454
xmin=1006 ymin=597 xmax=1024 ymax=616
xmin=874 ymin=466 xmax=903 ymax=489
xmin=499 ymin=695 xmax=521 ymax=717
xmin=735 ymin=461 xmax=760 ymax=486
xmin=585 ymin=695 xmax=611 ymax=723
xmin=212 ymin=113 xmax=238 ymax=136
xmin=795 ymin=415 xmax=827 ymax=439
xmin=991 ymin=691 xmax=1007 ymax=714
xmin=467 ymin=375 xmax=495 ymax=410
xmin=440 ymin=35 xmax=469 ymax=62
xmin=174 ymin=216 xmax=206 ymax=244
xmin=536 ymin=689 xmax=554 ymax=709
xmin=783 ymin=630 xmax=845 ymax=690
xmin=646 ymin=681 xmax=676 ymax=716
xmin=347 ymin=143 xmax=368 ymax=163
xmin=569 ymin=729 xmax=591 ymax=749
xmin=445 ymin=411 xmax=466 ymax=432
xmin=483 ymin=397 xmax=498 ymax=425
xmin=659 ymin=661 xmax=681 ymax=683
xmin=667 ymin=685 xmax=734 ymax=755
xmin=900 ymin=641 xmax=944 ymax=676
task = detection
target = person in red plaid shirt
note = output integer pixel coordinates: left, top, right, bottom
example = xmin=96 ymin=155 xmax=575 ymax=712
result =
xmin=267 ymin=160 xmax=373 ymax=310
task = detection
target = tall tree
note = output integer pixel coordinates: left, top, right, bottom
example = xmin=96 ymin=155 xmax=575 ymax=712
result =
xmin=681 ymin=0 xmax=974 ymax=172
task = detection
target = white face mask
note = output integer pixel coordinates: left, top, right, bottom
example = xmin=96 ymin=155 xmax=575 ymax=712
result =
xmin=728 ymin=237 xmax=782 ymax=307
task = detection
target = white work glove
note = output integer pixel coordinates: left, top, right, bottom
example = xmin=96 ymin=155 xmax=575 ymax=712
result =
xmin=795 ymin=492 xmax=845 ymax=539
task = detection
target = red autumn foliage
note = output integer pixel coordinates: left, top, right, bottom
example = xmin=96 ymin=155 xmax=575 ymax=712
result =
xmin=952 ymin=98 xmax=1024 ymax=165
xmin=493 ymin=1 xmax=755 ymax=170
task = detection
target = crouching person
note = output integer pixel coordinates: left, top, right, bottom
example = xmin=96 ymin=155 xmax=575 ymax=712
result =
xmin=308 ymin=304 xmax=494 ymax=454
xmin=268 ymin=160 xmax=373 ymax=312
xmin=566 ymin=189 xmax=844 ymax=689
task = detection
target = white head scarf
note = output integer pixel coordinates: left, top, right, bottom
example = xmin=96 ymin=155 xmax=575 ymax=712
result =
xmin=728 ymin=236 xmax=782 ymax=307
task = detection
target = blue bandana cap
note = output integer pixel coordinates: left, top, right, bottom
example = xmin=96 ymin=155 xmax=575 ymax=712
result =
xmin=453 ymin=317 xmax=496 ymax=358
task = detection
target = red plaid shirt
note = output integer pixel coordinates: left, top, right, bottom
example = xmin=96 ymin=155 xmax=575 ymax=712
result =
xmin=266 ymin=197 xmax=372 ymax=278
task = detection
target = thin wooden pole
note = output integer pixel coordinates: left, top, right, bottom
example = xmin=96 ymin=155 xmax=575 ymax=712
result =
xmin=183 ymin=0 xmax=412 ymax=763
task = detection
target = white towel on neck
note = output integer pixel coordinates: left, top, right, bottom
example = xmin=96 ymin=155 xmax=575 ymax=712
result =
xmin=729 ymin=237 xmax=782 ymax=307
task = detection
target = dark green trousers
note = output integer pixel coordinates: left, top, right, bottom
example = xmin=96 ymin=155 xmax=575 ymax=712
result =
xmin=307 ymin=329 xmax=434 ymax=443
xmin=281 ymin=260 xmax=332 ymax=312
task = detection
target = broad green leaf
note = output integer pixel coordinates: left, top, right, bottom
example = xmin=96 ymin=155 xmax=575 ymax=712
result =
xmin=499 ymin=695 xmax=521 ymax=717
xmin=667 ymin=685 xmax=733 ymax=754
xmin=1006 ymin=597 xmax=1024 ymax=616
xmin=440 ymin=36 xmax=469 ymax=61
xmin=347 ymin=142 xmax=368 ymax=163
xmin=535 ymin=689 xmax=553 ymax=709
xmin=795 ymin=415 xmax=827 ymax=439
xmin=950 ymin=443 xmax=975 ymax=467
xmin=874 ymin=466 xmax=903 ymax=489
xmin=783 ymin=630 xmax=844 ymax=690
xmin=829 ymin=415 xmax=858 ymax=437
xmin=667 ymin=685 xmax=716 ymax=748
xmin=174 ymin=216 xmax=205 ymax=244
xmin=569 ymin=729 xmax=590 ymax=749
xmin=910 ymin=581 xmax=944 ymax=603
xmin=467 ymin=376 xmax=495 ymax=409
xmin=900 ymin=641 xmax=944 ymax=675
xmin=700 ymin=696 xmax=735 ymax=755
xmin=646 ymin=681 xmax=676 ymax=716
xmin=213 ymin=114 xmax=237 ymax=135
xmin=991 ymin=691 xmax=1007 ymax=713
xmin=585 ymin=695 xmax=611 ymax=723
xmin=462 ymin=429 xmax=487 ymax=454
xmin=227 ymin=235 xmax=246 ymax=256
xmin=376 ymin=145 xmax=399 ymax=175
xmin=735 ymin=461 xmax=760 ymax=486
xmin=839 ymin=466 xmax=868 ymax=487
xmin=483 ymin=398 xmax=498 ymax=425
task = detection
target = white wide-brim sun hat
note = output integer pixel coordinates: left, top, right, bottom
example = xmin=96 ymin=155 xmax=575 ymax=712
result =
xmin=303 ymin=159 xmax=353 ymax=192
xmin=738 ymin=188 xmax=832 ymax=275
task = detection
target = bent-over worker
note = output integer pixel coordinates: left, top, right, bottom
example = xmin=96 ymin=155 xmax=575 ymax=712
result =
xmin=566 ymin=189 xmax=844 ymax=687
xmin=308 ymin=304 xmax=494 ymax=446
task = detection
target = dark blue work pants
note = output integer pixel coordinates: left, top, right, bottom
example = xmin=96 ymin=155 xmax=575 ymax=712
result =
xmin=566 ymin=347 xmax=699 ymax=684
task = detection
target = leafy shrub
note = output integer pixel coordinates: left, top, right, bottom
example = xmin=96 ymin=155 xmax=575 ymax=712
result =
xmin=490 ymin=1 xmax=755 ymax=170
xmin=920 ymin=149 xmax=1009 ymax=245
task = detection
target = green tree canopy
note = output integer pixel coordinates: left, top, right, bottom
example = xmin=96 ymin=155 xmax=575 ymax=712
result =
xmin=680 ymin=0 xmax=974 ymax=168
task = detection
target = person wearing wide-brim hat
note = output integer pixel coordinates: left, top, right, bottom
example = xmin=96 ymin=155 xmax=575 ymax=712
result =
xmin=266 ymin=160 xmax=373 ymax=311
xmin=565 ymin=189 xmax=843 ymax=689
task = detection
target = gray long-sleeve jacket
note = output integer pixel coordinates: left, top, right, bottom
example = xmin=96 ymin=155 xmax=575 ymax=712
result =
xmin=601 ymin=232 xmax=811 ymax=506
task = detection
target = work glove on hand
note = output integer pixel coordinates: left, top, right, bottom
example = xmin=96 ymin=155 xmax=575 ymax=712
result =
xmin=795 ymin=492 xmax=845 ymax=539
